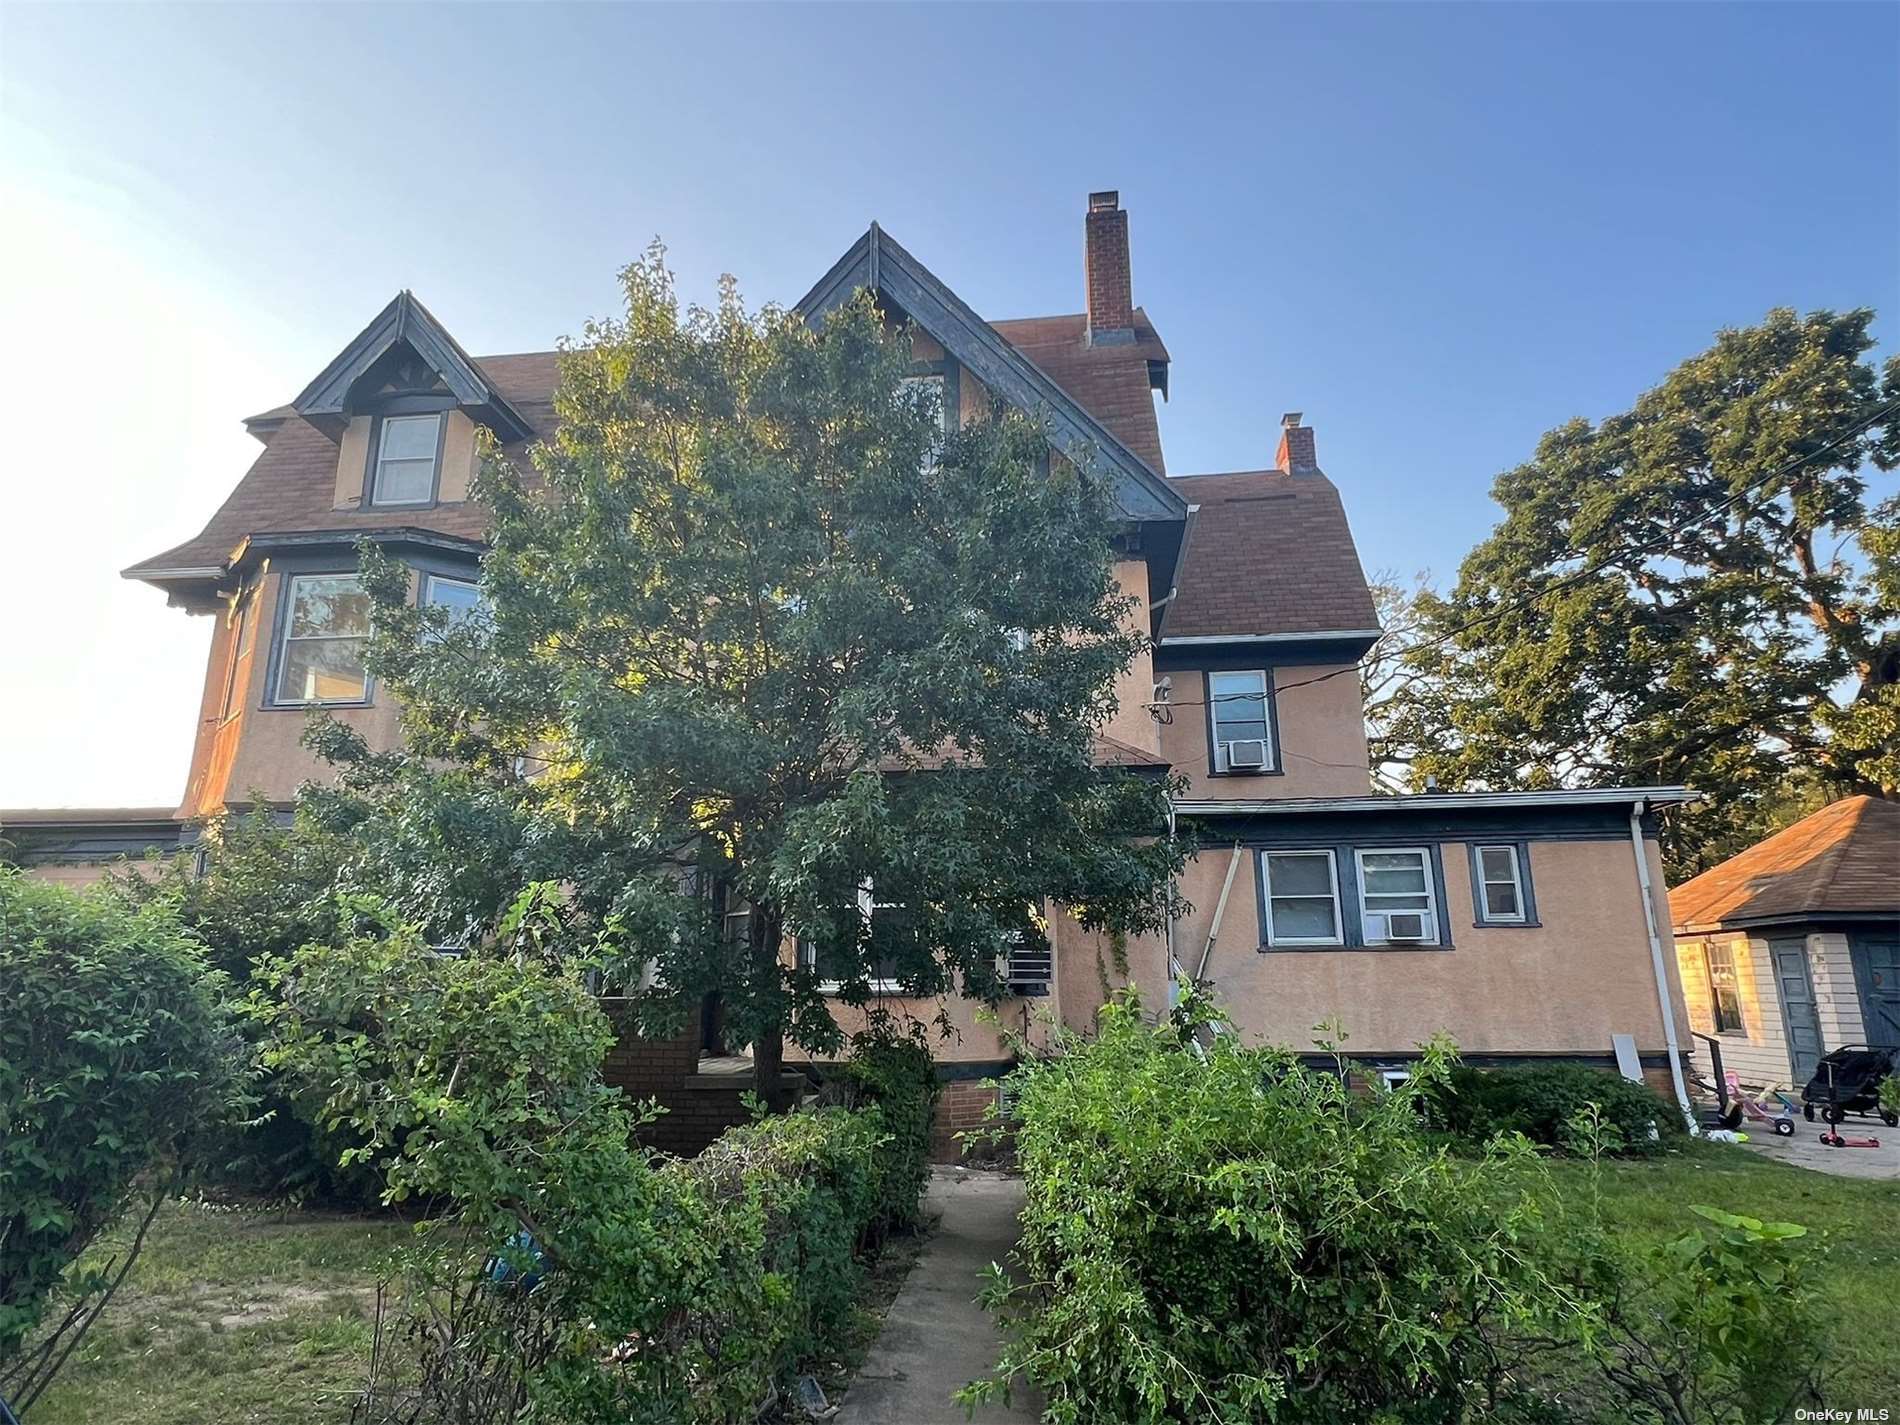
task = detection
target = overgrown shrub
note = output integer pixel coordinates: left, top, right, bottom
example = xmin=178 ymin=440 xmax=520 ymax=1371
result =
xmin=0 ymin=871 xmax=247 ymax=1397
xmin=965 ymin=992 xmax=1560 ymax=1424
xmin=1431 ymin=1062 xmax=1681 ymax=1155
xmin=258 ymin=914 xmax=923 ymax=1424
xmin=827 ymin=1029 xmax=939 ymax=1233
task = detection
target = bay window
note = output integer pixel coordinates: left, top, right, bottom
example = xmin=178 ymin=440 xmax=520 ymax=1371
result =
xmin=272 ymin=574 xmax=371 ymax=705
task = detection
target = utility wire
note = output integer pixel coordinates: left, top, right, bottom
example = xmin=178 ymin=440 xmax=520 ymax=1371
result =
xmin=1153 ymin=393 xmax=1900 ymax=711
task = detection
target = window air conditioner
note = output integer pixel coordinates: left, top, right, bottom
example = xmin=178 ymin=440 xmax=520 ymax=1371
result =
xmin=1383 ymin=912 xmax=1429 ymax=942
xmin=1223 ymin=738 xmax=1270 ymax=770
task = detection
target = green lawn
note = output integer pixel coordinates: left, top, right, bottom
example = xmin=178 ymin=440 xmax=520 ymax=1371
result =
xmin=1544 ymin=1138 xmax=1900 ymax=1401
xmin=19 ymin=1144 xmax=1899 ymax=1423
xmin=25 ymin=1201 xmax=415 ymax=1425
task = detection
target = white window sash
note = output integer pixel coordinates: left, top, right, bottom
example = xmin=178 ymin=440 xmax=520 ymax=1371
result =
xmin=805 ymin=878 xmax=904 ymax=995
xmin=1476 ymin=845 xmax=1527 ymax=923
xmin=274 ymin=574 xmax=370 ymax=705
xmin=372 ymin=413 xmax=443 ymax=506
xmin=1262 ymin=849 xmax=1343 ymax=947
xmin=1354 ymin=847 xmax=1438 ymax=945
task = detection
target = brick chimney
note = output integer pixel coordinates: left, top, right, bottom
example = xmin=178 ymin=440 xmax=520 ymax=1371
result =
xmin=1085 ymin=191 xmax=1135 ymax=345
xmin=1275 ymin=412 xmax=1318 ymax=474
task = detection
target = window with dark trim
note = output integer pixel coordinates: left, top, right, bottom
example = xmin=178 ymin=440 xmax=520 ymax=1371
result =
xmin=272 ymin=574 xmax=371 ymax=705
xmin=1354 ymin=847 xmax=1438 ymax=945
xmin=422 ymin=573 xmax=483 ymax=636
xmin=1209 ymin=669 xmax=1274 ymax=773
xmin=1704 ymin=940 xmax=1744 ymax=1035
xmin=370 ymin=412 xmax=444 ymax=506
xmin=1474 ymin=845 xmax=1528 ymax=923
xmin=1261 ymin=849 xmax=1342 ymax=946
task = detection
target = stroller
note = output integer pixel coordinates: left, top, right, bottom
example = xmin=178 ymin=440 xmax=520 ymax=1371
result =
xmin=1800 ymin=1044 xmax=1899 ymax=1127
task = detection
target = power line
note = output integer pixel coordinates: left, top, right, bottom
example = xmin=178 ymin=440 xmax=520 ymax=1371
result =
xmin=1153 ymin=393 xmax=1900 ymax=712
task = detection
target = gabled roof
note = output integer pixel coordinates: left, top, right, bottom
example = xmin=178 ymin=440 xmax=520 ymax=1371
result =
xmin=1670 ymin=796 xmax=1900 ymax=931
xmin=291 ymin=291 xmax=535 ymax=443
xmin=1155 ymin=470 xmax=1379 ymax=643
xmin=795 ymin=224 xmax=1185 ymax=523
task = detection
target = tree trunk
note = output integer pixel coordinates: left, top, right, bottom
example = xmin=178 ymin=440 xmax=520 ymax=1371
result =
xmin=749 ymin=909 xmax=795 ymax=1112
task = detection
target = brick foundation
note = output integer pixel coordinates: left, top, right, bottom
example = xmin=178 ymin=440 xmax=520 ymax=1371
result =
xmin=933 ymin=1077 xmax=1008 ymax=1163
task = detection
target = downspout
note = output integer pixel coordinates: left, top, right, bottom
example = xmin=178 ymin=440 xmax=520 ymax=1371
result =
xmin=1165 ymin=801 xmax=1184 ymax=1005
xmin=1629 ymin=799 xmax=1698 ymax=1135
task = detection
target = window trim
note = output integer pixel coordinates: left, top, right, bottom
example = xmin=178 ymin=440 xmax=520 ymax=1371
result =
xmin=1205 ymin=668 xmax=1281 ymax=777
xmin=1353 ymin=846 xmax=1440 ymax=947
xmin=217 ymin=587 xmax=258 ymax=723
xmin=1703 ymin=939 xmax=1746 ymax=1036
xmin=1260 ymin=849 xmax=1344 ymax=947
xmin=265 ymin=571 xmax=374 ymax=709
xmin=366 ymin=410 xmax=447 ymax=508
xmin=803 ymin=880 xmax=905 ymax=996
xmin=1469 ymin=842 xmax=1538 ymax=926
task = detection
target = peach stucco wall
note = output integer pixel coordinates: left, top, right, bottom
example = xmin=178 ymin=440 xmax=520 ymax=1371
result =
xmin=180 ymin=565 xmax=405 ymax=815
xmin=1161 ymin=662 xmax=1371 ymax=799
xmin=1168 ymin=835 xmax=1686 ymax=1057
xmin=1104 ymin=558 xmax=1162 ymax=756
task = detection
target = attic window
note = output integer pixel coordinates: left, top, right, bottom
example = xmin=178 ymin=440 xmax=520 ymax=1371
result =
xmin=371 ymin=413 xmax=444 ymax=506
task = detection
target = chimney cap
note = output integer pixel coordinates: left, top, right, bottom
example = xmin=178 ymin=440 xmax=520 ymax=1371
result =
xmin=1281 ymin=411 xmax=1304 ymax=429
xmin=1088 ymin=190 xmax=1120 ymax=212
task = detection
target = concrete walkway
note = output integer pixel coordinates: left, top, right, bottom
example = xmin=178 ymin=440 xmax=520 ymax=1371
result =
xmin=1735 ymin=1119 xmax=1900 ymax=1179
xmin=835 ymin=1166 xmax=1044 ymax=1424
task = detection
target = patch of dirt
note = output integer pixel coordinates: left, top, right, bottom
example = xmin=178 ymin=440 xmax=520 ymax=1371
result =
xmin=199 ymin=1284 xmax=372 ymax=1329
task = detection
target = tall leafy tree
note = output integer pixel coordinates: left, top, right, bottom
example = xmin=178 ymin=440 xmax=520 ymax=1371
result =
xmin=1380 ymin=308 xmax=1899 ymax=874
xmin=330 ymin=249 xmax=1183 ymax=1105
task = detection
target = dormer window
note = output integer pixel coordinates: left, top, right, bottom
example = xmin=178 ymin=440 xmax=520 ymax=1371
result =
xmin=371 ymin=413 xmax=444 ymax=506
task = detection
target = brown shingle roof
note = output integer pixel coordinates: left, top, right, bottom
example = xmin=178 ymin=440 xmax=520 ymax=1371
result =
xmin=1669 ymin=796 xmax=1900 ymax=930
xmin=990 ymin=310 xmax=1167 ymax=473
xmin=1157 ymin=470 xmax=1379 ymax=640
xmin=128 ymin=326 xmax=1165 ymax=583
xmin=124 ymin=353 xmax=559 ymax=579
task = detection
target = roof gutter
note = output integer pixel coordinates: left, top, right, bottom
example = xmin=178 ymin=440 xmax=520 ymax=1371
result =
xmin=1172 ymin=787 xmax=1700 ymax=816
xmin=1628 ymin=797 xmax=1697 ymax=1135
xmin=1155 ymin=628 xmax=1383 ymax=648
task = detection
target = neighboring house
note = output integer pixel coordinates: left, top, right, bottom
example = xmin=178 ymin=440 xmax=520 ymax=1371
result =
xmin=1671 ymin=795 xmax=1900 ymax=1091
xmin=6 ymin=191 xmax=1701 ymax=1152
xmin=0 ymin=808 xmax=185 ymax=889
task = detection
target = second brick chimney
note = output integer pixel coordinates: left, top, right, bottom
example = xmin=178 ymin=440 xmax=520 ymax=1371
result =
xmin=1275 ymin=412 xmax=1318 ymax=475
xmin=1085 ymin=191 xmax=1135 ymax=345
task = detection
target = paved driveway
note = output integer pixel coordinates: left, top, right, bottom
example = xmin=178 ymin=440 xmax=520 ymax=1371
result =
xmin=1734 ymin=1118 xmax=1900 ymax=1179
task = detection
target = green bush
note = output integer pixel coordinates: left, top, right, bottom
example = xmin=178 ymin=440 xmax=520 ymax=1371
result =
xmin=259 ymin=916 xmax=921 ymax=1424
xmin=828 ymin=1030 xmax=939 ymax=1233
xmin=965 ymin=992 xmax=1558 ymax=1425
xmin=0 ymin=872 xmax=247 ymax=1361
xmin=1432 ymin=1062 xmax=1680 ymax=1155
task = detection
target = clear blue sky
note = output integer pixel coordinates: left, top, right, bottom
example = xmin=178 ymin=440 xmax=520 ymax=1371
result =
xmin=1 ymin=2 xmax=1895 ymax=805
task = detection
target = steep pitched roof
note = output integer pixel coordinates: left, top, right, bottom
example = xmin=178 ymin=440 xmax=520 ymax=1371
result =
xmin=795 ymin=224 xmax=1184 ymax=521
xmin=293 ymin=291 xmax=535 ymax=442
xmin=123 ymin=352 xmax=557 ymax=585
xmin=1669 ymin=796 xmax=1900 ymax=930
xmin=1156 ymin=470 xmax=1379 ymax=642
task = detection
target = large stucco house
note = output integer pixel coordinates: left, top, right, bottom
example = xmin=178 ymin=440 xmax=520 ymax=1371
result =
xmin=3 ymin=192 xmax=1701 ymax=1151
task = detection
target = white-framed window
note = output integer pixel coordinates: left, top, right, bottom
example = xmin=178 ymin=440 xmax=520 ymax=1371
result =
xmin=1355 ymin=847 xmax=1438 ymax=945
xmin=1474 ymin=844 xmax=1528 ymax=923
xmin=371 ymin=413 xmax=444 ymax=506
xmin=422 ymin=573 xmax=484 ymax=635
xmin=1261 ymin=849 xmax=1342 ymax=946
xmin=802 ymin=880 xmax=905 ymax=994
xmin=1209 ymin=670 xmax=1274 ymax=772
xmin=272 ymin=573 xmax=372 ymax=705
